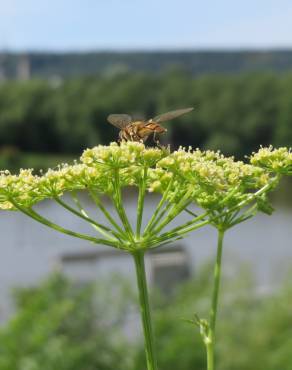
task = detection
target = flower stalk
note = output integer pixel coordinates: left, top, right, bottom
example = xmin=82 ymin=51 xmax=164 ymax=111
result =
xmin=206 ymin=228 xmax=225 ymax=370
xmin=133 ymin=250 xmax=158 ymax=370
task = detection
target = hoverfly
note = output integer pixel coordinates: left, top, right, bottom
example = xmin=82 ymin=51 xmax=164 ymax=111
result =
xmin=107 ymin=107 xmax=194 ymax=143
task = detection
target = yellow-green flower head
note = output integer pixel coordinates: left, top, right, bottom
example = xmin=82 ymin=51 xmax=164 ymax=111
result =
xmin=250 ymin=146 xmax=292 ymax=175
xmin=0 ymin=142 xmax=274 ymax=213
xmin=81 ymin=141 xmax=168 ymax=168
xmin=151 ymin=147 xmax=271 ymax=211
xmin=0 ymin=169 xmax=39 ymax=210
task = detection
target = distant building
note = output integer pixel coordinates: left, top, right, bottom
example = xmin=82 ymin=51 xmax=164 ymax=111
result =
xmin=61 ymin=244 xmax=190 ymax=296
xmin=17 ymin=54 xmax=30 ymax=81
xmin=0 ymin=53 xmax=6 ymax=82
xmin=1 ymin=50 xmax=292 ymax=80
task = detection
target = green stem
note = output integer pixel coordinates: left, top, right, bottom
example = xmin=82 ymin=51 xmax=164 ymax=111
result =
xmin=151 ymin=190 xmax=193 ymax=235
xmin=112 ymin=169 xmax=134 ymax=240
xmin=143 ymin=177 xmax=174 ymax=234
xmin=159 ymin=213 xmax=209 ymax=238
xmin=148 ymin=202 xmax=173 ymax=231
xmin=147 ymin=219 xmax=209 ymax=248
xmin=9 ymin=199 xmax=118 ymax=248
xmin=136 ymin=167 xmax=147 ymax=237
xmin=133 ymin=250 xmax=158 ymax=370
xmin=209 ymin=175 xmax=280 ymax=228
xmin=228 ymin=203 xmax=258 ymax=227
xmin=54 ymin=196 xmax=116 ymax=240
xmin=227 ymin=175 xmax=279 ymax=215
xmin=210 ymin=229 xmax=224 ymax=333
xmin=206 ymin=228 xmax=225 ymax=370
xmin=88 ymin=189 xmax=128 ymax=239
xmin=206 ymin=343 xmax=214 ymax=370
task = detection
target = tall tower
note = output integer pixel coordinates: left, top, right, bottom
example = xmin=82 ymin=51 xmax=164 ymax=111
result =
xmin=17 ymin=54 xmax=30 ymax=81
xmin=0 ymin=53 xmax=6 ymax=82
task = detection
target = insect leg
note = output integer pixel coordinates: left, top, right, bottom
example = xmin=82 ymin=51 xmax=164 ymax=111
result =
xmin=118 ymin=131 xmax=124 ymax=143
xmin=153 ymin=132 xmax=161 ymax=147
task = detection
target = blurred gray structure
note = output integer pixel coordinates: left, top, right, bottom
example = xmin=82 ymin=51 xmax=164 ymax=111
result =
xmin=0 ymin=53 xmax=6 ymax=82
xmin=17 ymin=54 xmax=30 ymax=81
xmin=0 ymin=193 xmax=292 ymax=323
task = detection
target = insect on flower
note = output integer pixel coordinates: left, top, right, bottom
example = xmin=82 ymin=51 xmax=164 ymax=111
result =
xmin=107 ymin=107 xmax=194 ymax=143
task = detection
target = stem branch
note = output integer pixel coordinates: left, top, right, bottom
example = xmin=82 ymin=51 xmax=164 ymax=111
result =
xmin=9 ymin=199 xmax=118 ymax=248
xmin=88 ymin=189 xmax=127 ymax=239
xmin=112 ymin=169 xmax=134 ymax=240
xmin=54 ymin=196 xmax=116 ymax=240
xmin=136 ymin=167 xmax=147 ymax=237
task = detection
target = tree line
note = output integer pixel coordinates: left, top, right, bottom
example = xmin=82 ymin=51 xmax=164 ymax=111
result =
xmin=3 ymin=50 xmax=292 ymax=78
xmin=0 ymin=70 xmax=291 ymax=169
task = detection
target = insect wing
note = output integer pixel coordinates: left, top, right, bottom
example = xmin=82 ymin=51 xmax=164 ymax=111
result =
xmin=107 ymin=114 xmax=132 ymax=129
xmin=153 ymin=107 xmax=194 ymax=123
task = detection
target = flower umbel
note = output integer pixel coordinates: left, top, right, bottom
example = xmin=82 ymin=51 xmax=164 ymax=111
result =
xmin=0 ymin=141 xmax=283 ymax=370
xmin=0 ymin=142 xmax=277 ymax=236
xmin=251 ymin=146 xmax=292 ymax=175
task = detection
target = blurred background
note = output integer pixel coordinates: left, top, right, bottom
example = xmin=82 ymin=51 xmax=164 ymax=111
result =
xmin=1 ymin=1 xmax=292 ymax=369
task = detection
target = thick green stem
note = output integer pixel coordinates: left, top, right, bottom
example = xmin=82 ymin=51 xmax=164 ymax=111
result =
xmin=206 ymin=343 xmax=214 ymax=370
xmin=206 ymin=228 xmax=225 ymax=370
xmin=133 ymin=250 xmax=158 ymax=370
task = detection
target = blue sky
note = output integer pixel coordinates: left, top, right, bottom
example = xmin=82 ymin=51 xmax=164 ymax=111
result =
xmin=1 ymin=0 xmax=292 ymax=51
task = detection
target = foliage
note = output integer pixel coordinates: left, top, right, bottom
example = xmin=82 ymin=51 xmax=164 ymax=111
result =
xmin=0 ymin=150 xmax=74 ymax=172
xmin=0 ymin=274 xmax=133 ymax=370
xmin=1 ymin=71 xmax=292 ymax=170
xmin=1 ymin=268 xmax=292 ymax=370
xmin=133 ymin=265 xmax=292 ymax=370
xmin=0 ymin=81 xmax=291 ymax=370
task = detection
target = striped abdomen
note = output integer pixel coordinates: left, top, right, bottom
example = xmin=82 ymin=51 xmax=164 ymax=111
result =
xmin=119 ymin=121 xmax=166 ymax=142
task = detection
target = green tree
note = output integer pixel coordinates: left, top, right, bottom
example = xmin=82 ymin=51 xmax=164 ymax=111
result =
xmin=0 ymin=71 xmax=292 ymax=170
xmin=134 ymin=264 xmax=292 ymax=370
xmin=0 ymin=274 xmax=132 ymax=370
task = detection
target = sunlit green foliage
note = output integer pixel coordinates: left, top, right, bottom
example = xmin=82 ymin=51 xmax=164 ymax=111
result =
xmin=1 ymin=269 xmax=292 ymax=370
xmin=1 ymin=71 xmax=292 ymax=170
xmin=134 ymin=265 xmax=292 ymax=370
xmin=0 ymin=274 xmax=133 ymax=370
